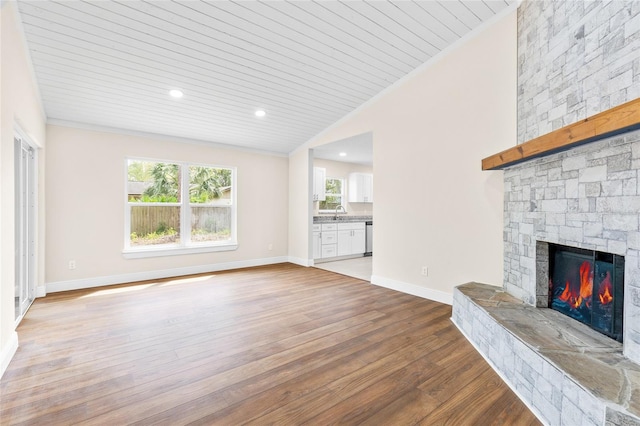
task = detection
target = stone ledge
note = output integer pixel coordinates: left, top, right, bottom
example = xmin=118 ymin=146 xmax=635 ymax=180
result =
xmin=452 ymin=282 xmax=640 ymax=426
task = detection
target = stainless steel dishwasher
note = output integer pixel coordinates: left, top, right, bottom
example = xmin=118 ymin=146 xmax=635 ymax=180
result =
xmin=365 ymin=221 xmax=373 ymax=256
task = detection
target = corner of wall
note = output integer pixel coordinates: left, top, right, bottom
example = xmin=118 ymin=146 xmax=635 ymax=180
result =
xmin=0 ymin=331 xmax=18 ymax=379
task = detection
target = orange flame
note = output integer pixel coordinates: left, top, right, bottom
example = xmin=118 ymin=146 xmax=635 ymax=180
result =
xmin=598 ymin=271 xmax=613 ymax=305
xmin=557 ymin=261 xmax=593 ymax=309
xmin=579 ymin=261 xmax=593 ymax=308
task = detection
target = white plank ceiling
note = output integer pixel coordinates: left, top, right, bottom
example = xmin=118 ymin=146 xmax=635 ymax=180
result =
xmin=16 ymin=0 xmax=514 ymax=154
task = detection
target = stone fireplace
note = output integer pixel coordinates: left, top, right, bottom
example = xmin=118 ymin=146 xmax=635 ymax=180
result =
xmin=452 ymin=126 xmax=640 ymax=426
xmin=501 ymin=128 xmax=640 ymax=364
xmin=451 ymin=1 xmax=640 ymax=423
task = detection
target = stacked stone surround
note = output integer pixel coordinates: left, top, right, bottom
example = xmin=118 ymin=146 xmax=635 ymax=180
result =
xmin=502 ymin=129 xmax=640 ymax=364
xmin=517 ymin=0 xmax=640 ymax=145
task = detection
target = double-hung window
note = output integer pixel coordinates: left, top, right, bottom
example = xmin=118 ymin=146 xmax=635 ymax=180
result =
xmin=319 ymin=177 xmax=345 ymax=212
xmin=124 ymin=159 xmax=237 ymax=258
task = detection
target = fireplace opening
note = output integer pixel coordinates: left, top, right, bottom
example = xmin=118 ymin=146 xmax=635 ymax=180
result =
xmin=548 ymin=243 xmax=624 ymax=342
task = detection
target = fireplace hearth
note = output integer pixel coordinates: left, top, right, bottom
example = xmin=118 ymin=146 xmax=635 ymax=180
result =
xmin=458 ymin=102 xmax=640 ymax=424
xmin=548 ymin=243 xmax=624 ymax=342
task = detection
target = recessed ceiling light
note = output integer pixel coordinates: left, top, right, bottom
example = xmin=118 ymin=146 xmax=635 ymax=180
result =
xmin=255 ymin=110 xmax=266 ymax=117
xmin=169 ymin=89 xmax=183 ymax=98
xmin=339 ymin=152 xmax=347 ymax=157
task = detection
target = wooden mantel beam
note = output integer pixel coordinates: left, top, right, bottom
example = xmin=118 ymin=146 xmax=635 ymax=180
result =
xmin=482 ymin=97 xmax=640 ymax=170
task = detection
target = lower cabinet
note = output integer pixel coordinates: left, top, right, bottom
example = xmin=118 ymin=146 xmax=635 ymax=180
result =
xmin=337 ymin=222 xmax=366 ymax=256
xmin=319 ymin=223 xmax=337 ymax=259
xmin=313 ymin=222 xmax=365 ymax=260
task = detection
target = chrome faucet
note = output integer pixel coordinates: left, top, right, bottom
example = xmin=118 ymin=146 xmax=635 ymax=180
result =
xmin=334 ymin=205 xmax=346 ymax=220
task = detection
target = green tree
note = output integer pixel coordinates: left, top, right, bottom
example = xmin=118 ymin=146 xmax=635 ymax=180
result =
xmin=189 ymin=166 xmax=231 ymax=203
xmin=132 ymin=162 xmax=231 ymax=203
xmin=143 ymin=163 xmax=180 ymax=202
xmin=127 ymin=160 xmax=153 ymax=182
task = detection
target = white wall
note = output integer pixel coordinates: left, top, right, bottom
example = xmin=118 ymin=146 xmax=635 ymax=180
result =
xmin=287 ymin=148 xmax=313 ymax=266
xmin=1 ymin=0 xmax=47 ymax=377
xmin=45 ymin=125 xmax=289 ymax=290
xmin=312 ymin=158 xmax=373 ymax=216
xmin=289 ymin=9 xmax=517 ymax=303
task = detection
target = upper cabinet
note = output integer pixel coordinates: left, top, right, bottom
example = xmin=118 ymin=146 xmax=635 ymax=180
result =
xmin=313 ymin=167 xmax=326 ymax=202
xmin=348 ymin=173 xmax=373 ymax=203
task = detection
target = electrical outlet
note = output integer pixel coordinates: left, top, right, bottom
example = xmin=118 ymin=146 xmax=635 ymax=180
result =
xmin=68 ymin=260 xmax=76 ymax=270
xmin=268 ymin=243 xmax=273 ymax=251
xmin=421 ymin=266 xmax=429 ymax=276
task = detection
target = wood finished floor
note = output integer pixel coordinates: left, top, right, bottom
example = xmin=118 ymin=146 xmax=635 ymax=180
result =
xmin=1 ymin=263 xmax=540 ymax=425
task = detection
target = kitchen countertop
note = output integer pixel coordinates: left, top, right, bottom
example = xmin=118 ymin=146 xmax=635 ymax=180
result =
xmin=313 ymin=215 xmax=372 ymax=224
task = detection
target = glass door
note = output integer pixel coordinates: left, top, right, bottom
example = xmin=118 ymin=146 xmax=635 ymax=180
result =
xmin=15 ymin=134 xmax=36 ymax=322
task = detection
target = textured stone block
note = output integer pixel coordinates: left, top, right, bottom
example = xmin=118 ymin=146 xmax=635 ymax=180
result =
xmin=605 ymin=407 xmax=640 ymax=426
xmin=584 ymin=222 xmax=604 ymax=238
xmin=608 ymin=240 xmax=628 ymax=256
xmin=597 ymin=196 xmax=640 ymax=213
xmin=604 ymin=214 xmax=639 ymax=232
xmin=623 ymin=178 xmax=637 ymax=195
xmin=586 ymin=182 xmax=603 ymax=197
xmin=533 ymin=386 xmax=561 ymax=425
xmin=541 ymin=199 xmax=568 ymax=212
xmin=608 ymin=152 xmax=633 ymax=172
xmin=559 ymin=225 xmax=584 ymax=242
xmin=561 ymin=396 xmax=588 ymax=426
xmin=602 ymin=180 xmax=624 ymax=196
xmin=580 ymin=165 xmax=608 ymax=182
xmin=565 ymin=178 xmax=579 ymax=197
xmin=563 ymin=156 xmax=587 ymax=171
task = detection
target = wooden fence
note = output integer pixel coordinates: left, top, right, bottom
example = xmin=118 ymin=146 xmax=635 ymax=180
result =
xmin=130 ymin=206 xmax=231 ymax=235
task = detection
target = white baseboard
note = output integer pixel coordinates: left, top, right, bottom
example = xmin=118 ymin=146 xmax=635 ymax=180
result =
xmin=450 ymin=318 xmax=548 ymax=426
xmin=0 ymin=331 xmax=19 ymax=379
xmin=46 ymin=256 xmax=289 ymax=293
xmin=370 ymin=275 xmax=453 ymax=305
xmin=36 ymin=285 xmax=46 ymax=298
xmin=287 ymin=256 xmax=313 ymax=267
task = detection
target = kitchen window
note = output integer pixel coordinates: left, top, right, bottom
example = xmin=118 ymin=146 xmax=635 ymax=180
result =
xmin=124 ymin=158 xmax=237 ymax=258
xmin=319 ymin=177 xmax=345 ymax=212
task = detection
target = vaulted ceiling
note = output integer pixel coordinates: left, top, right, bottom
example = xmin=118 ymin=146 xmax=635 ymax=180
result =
xmin=16 ymin=0 xmax=514 ymax=154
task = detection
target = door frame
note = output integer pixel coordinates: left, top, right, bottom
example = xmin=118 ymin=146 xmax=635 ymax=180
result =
xmin=14 ymin=125 xmax=39 ymax=325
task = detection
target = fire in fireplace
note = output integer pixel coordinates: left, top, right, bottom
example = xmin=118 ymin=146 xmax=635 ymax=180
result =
xmin=548 ymin=243 xmax=624 ymax=342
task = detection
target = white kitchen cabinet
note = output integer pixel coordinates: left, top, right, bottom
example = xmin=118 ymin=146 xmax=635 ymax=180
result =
xmin=321 ymin=244 xmax=337 ymax=258
xmin=313 ymin=167 xmax=326 ymax=202
xmin=348 ymin=173 xmax=373 ymax=203
xmin=312 ymin=224 xmax=321 ymax=259
xmin=337 ymin=229 xmax=352 ymax=256
xmin=319 ymin=223 xmax=337 ymax=259
xmin=337 ymin=222 xmax=366 ymax=256
xmin=351 ymin=228 xmax=366 ymax=254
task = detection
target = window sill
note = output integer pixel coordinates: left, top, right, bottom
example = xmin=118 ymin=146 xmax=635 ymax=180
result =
xmin=122 ymin=242 xmax=238 ymax=259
